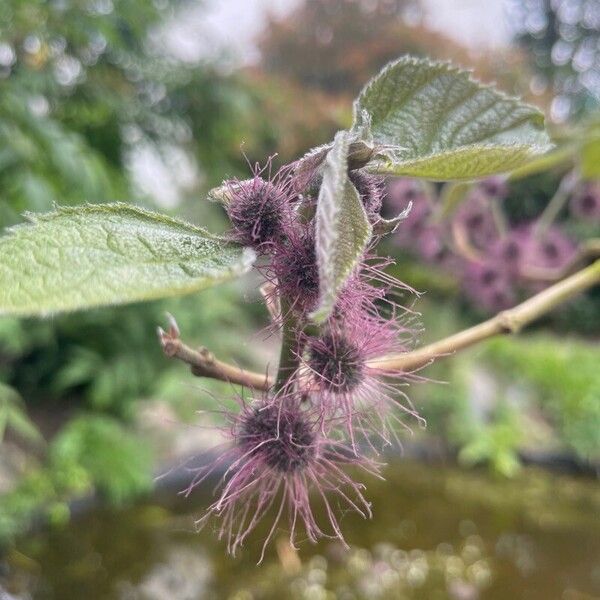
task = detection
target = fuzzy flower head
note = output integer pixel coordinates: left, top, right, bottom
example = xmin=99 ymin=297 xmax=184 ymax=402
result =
xmin=191 ymin=394 xmax=379 ymax=562
xmin=268 ymin=224 xmax=320 ymax=314
xmin=224 ymin=168 xmax=295 ymax=250
xmin=570 ymin=182 xmax=600 ymax=221
xmin=303 ymin=310 xmax=420 ymax=451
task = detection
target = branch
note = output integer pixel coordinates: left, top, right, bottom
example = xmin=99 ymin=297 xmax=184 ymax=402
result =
xmin=157 ymin=314 xmax=271 ymax=391
xmin=371 ymin=259 xmax=600 ymax=372
xmin=159 ymin=260 xmax=600 ymax=386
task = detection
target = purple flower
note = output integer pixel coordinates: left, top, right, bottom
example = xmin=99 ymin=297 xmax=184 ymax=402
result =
xmin=570 ymin=182 xmax=600 ymax=221
xmin=415 ymin=224 xmax=449 ymax=264
xmin=302 ymin=284 xmax=420 ymax=451
xmin=453 ymin=191 xmax=499 ymax=251
xmin=463 ymin=260 xmax=516 ymax=312
xmin=190 ymin=394 xmax=380 ymax=562
xmin=478 ymin=176 xmax=508 ymax=199
xmin=224 ymin=166 xmax=296 ymax=251
xmin=521 ymin=225 xmax=577 ymax=271
xmin=267 ymin=224 xmax=320 ymax=315
xmin=489 ymin=229 xmax=529 ymax=276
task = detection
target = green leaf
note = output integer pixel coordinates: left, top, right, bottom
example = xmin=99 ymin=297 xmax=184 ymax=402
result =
xmin=508 ymin=144 xmax=573 ymax=180
xmin=0 ymin=203 xmax=255 ymax=316
xmin=353 ymin=56 xmax=552 ymax=180
xmin=311 ymin=131 xmax=372 ymax=323
xmin=580 ymin=133 xmax=600 ymax=180
xmin=0 ymin=382 xmax=43 ymax=445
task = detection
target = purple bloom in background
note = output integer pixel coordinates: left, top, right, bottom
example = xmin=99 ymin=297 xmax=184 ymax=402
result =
xmin=570 ymin=182 xmax=600 ymax=221
xmin=489 ymin=228 xmax=530 ymax=276
xmin=463 ymin=260 xmax=516 ymax=312
xmin=415 ymin=224 xmax=449 ymax=264
xmin=385 ymin=178 xmax=430 ymax=220
xmin=190 ymin=394 xmax=380 ymax=562
xmin=386 ymin=179 xmax=433 ymax=250
xmin=478 ymin=176 xmax=509 ymax=199
xmin=521 ymin=225 xmax=577 ymax=271
xmin=452 ymin=191 xmax=499 ymax=251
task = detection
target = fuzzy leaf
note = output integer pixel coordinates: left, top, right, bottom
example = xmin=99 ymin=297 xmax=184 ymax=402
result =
xmin=353 ymin=56 xmax=552 ymax=180
xmin=312 ymin=131 xmax=372 ymax=323
xmin=0 ymin=203 xmax=255 ymax=316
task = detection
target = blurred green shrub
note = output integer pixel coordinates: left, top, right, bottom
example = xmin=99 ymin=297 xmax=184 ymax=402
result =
xmin=485 ymin=336 xmax=600 ymax=462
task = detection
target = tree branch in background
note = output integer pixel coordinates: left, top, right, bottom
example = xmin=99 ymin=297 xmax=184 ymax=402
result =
xmin=372 ymin=259 xmax=600 ymax=372
xmin=160 ymin=260 xmax=600 ymax=386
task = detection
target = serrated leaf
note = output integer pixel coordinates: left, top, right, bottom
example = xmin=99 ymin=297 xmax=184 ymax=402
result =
xmin=0 ymin=203 xmax=255 ymax=316
xmin=311 ymin=131 xmax=373 ymax=323
xmin=353 ymin=56 xmax=552 ymax=180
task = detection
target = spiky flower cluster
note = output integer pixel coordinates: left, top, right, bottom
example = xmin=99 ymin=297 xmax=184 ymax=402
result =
xmin=193 ymin=158 xmax=419 ymax=560
xmin=387 ymin=175 xmax=595 ymax=312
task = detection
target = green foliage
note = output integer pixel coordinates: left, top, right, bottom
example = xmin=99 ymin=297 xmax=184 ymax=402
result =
xmin=312 ymin=131 xmax=372 ymax=322
xmin=354 ymin=57 xmax=552 ymax=180
xmin=0 ymin=94 xmax=123 ymax=229
xmin=580 ymin=122 xmax=600 ymax=180
xmin=50 ymin=415 xmax=153 ymax=505
xmin=0 ymin=383 xmax=43 ymax=446
xmin=458 ymin=404 xmax=522 ymax=477
xmin=0 ymin=204 xmax=255 ymax=316
xmin=0 ymin=414 xmax=153 ymax=544
xmin=484 ymin=336 xmax=600 ymax=461
xmin=0 ymin=282 xmax=257 ymax=414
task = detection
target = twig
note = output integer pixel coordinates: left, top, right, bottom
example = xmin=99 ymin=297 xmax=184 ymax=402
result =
xmin=533 ymin=170 xmax=577 ymax=237
xmin=159 ymin=260 xmax=600 ymax=386
xmin=157 ymin=313 xmax=271 ymax=391
xmin=371 ymin=259 xmax=600 ymax=372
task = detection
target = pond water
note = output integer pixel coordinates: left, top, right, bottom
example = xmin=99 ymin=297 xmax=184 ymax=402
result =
xmin=3 ymin=460 xmax=600 ymax=599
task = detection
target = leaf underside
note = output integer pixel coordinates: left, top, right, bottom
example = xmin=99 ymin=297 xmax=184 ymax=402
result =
xmin=354 ymin=56 xmax=553 ymax=180
xmin=312 ymin=131 xmax=373 ymax=323
xmin=0 ymin=203 xmax=255 ymax=316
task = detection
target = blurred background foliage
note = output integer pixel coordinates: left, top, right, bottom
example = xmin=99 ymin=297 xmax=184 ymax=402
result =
xmin=0 ymin=0 xmax=598 ymax=549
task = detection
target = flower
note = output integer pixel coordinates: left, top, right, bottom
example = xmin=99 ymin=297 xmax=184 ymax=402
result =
xmin=463 ymin=260 xmax=516 ymax=312
xmin=224 ymin=166 xmax=296 ymax=250
xmin=302 ymin=274 xmax=421 ymax=451
xmin=489 ymin=229 xmax=529 ymax=276
xmin=478 ymin=176 xmax=508 ymax=199
xmin=267 ymin=223 xmax=321 ymax=315
xmin=190 ymin=394 xmax=380 ymax=562
xmin=452 ymin=191 xmax=499 ymax=251
xmin=570 ymin=182 xmax=600 ymax=221
xmin=521 ymin=225 xmax=577 ymax=271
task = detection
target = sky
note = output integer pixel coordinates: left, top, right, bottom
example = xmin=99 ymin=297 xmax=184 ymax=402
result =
xmin=161 ymin=0 xmax=514 ymax=66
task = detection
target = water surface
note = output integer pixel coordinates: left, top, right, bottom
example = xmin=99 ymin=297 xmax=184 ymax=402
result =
xmin=4 ymin=460 xmax=600 ymax=599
